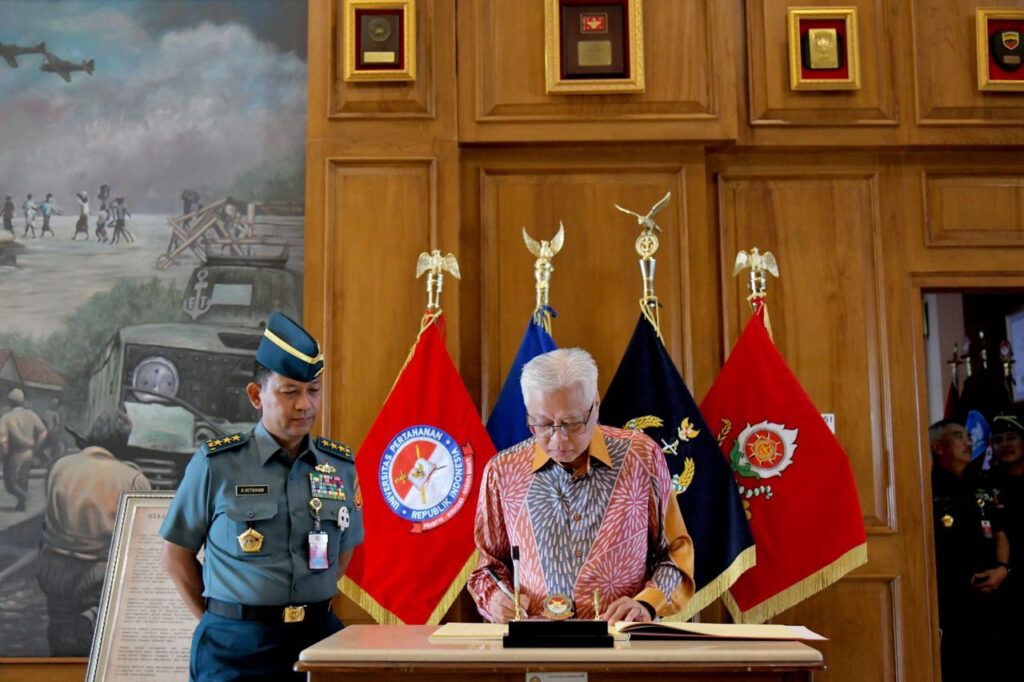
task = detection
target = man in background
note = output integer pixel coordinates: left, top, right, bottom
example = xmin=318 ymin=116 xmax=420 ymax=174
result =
xmin=37 ymin=409 xmax=151 ymax=655
xmin=0 ymin=387 xmax=46 ymax=512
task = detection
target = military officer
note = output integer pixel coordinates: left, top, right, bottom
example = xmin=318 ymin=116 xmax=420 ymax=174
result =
xmin=161 ymin=313 xmax=363 ymax=682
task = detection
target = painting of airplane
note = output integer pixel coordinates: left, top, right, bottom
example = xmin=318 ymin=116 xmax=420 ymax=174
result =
xmin=40 ymin=50 xmax=94 ymax=82
xmin=0 ymin=40 xmax=45 ymax=68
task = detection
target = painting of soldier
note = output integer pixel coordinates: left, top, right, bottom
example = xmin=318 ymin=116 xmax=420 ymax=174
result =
xmin=0 ymin=0 xmax=309 ymax=658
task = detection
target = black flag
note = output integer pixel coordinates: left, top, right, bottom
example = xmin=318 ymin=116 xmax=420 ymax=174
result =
xmin=601 ymin=314 xmax=755 ymax=619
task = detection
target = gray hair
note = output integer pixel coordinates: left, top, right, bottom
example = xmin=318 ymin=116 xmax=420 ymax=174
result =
xmin=520 ymin=348 xmax=598 ymax=404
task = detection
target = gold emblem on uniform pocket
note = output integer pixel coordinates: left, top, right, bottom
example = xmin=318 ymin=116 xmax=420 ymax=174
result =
xmin=238 ymin=526 xmax=265 ymax=553
xmin=941 ymin=514 xmax=954 ymax=528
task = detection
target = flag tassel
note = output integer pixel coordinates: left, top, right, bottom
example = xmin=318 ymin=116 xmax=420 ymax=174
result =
xmin=723 ymin=542 xmax=868 ymax=624
xmin=665 ymin=544 xmax=756 ymax=622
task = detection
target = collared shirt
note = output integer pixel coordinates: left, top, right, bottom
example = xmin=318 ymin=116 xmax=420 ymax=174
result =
xmin=160 ymin=422 xmax=364 ymax=605
xmin=42 ymin=446 xmax=151 ymax=558
xmin=469 ymin=424 xmax=695 ymax=620
xmin=0 ymin=406 xmax=46 ymax=454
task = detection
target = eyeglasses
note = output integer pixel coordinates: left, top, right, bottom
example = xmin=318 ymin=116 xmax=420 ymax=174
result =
xmin=528 ymin=403 xmax=594 ymax=438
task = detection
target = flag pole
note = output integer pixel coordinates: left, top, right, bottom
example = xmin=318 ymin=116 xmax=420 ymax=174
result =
xmin=614 ymin=191 xmax=672 ymax=342
xmin=415 ymin=248 xmax=460 ymax=330
xmin=732 ymin=247 xmax=779 ymax=343
xmin=522 ymin=223 xmax=564 ymax=335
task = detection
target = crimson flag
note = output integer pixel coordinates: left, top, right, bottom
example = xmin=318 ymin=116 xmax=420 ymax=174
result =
xmin=342 ymin=314 xmax=497 ymax=624
xmin=699 ymin=305 xmax=867 ymax=623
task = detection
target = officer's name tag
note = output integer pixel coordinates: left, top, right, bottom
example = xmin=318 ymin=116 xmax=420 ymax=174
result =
xmin=309 ymin=531 xmax=329 ymax=570
xmin=236 ymin=485 xmax=269 ymax=496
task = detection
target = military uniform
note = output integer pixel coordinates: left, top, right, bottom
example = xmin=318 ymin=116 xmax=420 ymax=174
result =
xmin=160 ymin=312 xmax=363 ymax=682
xmin=932 ymin=464 xmax=1004 ymax=681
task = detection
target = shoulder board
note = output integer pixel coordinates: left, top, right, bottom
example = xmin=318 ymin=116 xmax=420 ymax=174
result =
xmin=315 ymin=436 xmax=354 ymax=462
xmin=203 ymin=432 xmax=249 ymax=456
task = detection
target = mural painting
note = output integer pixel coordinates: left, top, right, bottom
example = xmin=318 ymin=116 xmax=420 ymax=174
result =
xmin=0 ymin=0 xmax=309 ymax=657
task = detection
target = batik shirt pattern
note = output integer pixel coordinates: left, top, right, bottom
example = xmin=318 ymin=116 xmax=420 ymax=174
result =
xmin=469 ymin=425 xmax=694 ymax=620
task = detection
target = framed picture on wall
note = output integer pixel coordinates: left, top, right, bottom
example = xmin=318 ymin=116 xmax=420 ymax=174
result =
xmin=344 ymin=0 xmax=416 ymax=82
xmin=787 ymin=7 xmax=860 ymax=91
xmin=976 ymin=9 xmax=1024 ymax=92
xmin=543 ymin=0 xmax=645 ymax=94
xmin=1007 ymin=307 xmax=1024 ymax=403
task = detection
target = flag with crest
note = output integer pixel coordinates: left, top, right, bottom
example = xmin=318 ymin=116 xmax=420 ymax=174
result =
xmin=699 ymin=304 xmax=867 ymax=623
xmin=342 ymin=313 xmax=497 ymax=624
xmin=601 ymin=314 xmax=755 ymax=619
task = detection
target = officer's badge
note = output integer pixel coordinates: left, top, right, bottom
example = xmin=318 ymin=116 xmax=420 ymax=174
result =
xmin=238 ymin=526 xmax=264 ymax=553
xmin=205 ymin=432 xmax=247 ymax=455
xmin=338 ymin=505 xmax=351 ymax=531
xmin=941 ymin=514 xmax=954 ymax=528
xmin=315 ymin=461 xmax=336 ymax=474
xmin=316 ymin=437 xmax=354 ymax=461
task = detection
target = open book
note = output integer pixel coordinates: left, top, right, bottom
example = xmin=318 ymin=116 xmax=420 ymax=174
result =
xmin=612 ymin=622 xmax=826 ymax=641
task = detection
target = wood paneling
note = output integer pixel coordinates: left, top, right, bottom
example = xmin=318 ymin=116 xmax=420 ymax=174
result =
xmin=746 ymin=0 xmax=899 ymax=127
xmin=913 ymin=0 xmax=1024 ymax=126
xmin=457 ymin=0 xmax=738 ymax=142
xmin=717 ymin=170 xmax=892 ymax=531
xmin=777 ymin=576 xmax=901 ymax=682
xmin=924 ymin=173 xmax=1024 ymax=247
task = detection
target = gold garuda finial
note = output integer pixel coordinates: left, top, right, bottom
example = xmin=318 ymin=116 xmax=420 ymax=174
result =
xmin=415 ymin=249 xmax=460 ymax=312
xmin=522 ymin=223 xmax=564 ymax=331
xmin=614 ymin=191 xmax=671 ymax=259
xmin=614 ymin=192 xmax=672 ymax=340
xmin=733 ymin=247 xmax=778 ymax=306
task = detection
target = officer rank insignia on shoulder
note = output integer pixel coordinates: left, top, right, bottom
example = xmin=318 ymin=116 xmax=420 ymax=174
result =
xmin=315 ymin=436 xmax=354 ymax=462
xmin=204 ymin=432 xmax=248 ymax=455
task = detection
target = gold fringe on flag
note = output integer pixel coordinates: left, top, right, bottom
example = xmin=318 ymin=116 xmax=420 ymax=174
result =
xmin=747 ymin=295 xmax=774 ymax=344
xmin=339 ymin=551 xmax=480 ymax=625
xmin=664 ymin=544 xmax=756 ymax=622
xmin=722 ymin=542 xmax=868 ymax=624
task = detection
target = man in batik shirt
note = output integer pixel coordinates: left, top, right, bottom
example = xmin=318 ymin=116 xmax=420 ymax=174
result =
xmin=469 ymin=347 xmax=694 ymax=623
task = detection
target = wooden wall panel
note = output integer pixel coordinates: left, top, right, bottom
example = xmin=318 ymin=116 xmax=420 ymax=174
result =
xmin=746 ymin=0 xmax=898 ymax=127
xmin=457 ymin=0 xmax=738 ymax=142
xmin=478 ymin=167 xmax=690 ymax=410
xmin=717 ymin=171 xmax=892 ymax=531
xmin=317 ymin=159 xmax=438 ymax=446
xmin=913 ymin=0 xmax=1024 ymax=125
xmin=924 ymin=173 xmax=1024 ymax=247
xmin=779 ymin=577 xmax=901 ymax=682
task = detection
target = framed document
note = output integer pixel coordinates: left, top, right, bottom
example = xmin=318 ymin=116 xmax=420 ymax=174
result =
xmin=976 ymin=9 xmax=1024 ymax=92
xmin=544 ymin=0 xmax=645 ymax=94
xmin=787 ymin=7 xmax=860 ymax=91
xmin=86 ymin=491 xmax=197 ymax=682
xmin=343 ymin=0 xmax=416 ymax=82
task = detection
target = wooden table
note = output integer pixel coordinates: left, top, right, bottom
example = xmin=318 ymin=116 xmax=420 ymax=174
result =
xmin=296 ymin=625 xmax=826 ymax=681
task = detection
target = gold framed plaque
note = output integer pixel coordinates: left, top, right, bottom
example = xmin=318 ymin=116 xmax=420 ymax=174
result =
xmin=976 ymin=9 xmax=1024 ymax=92
xmin=544 ymin=0 xmax=645 ymax=94
xmin=787 ymin=7 xmax=860 ymax=91
xmin=344 ymin=0 xmax=416 ymax=82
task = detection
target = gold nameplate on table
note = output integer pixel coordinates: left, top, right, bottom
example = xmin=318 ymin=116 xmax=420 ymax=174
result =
xmin=238 ymin=527 xmax=264 ymax=553
xmin=283 ymin=605 xmax=306 ymax=623
xmin=807 ymin=28 xmax=839 ymax=69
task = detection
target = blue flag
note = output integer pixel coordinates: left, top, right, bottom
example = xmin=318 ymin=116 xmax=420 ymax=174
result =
xmin=486 ymin=309 xmax=557 ymax=451
xmin=600 ymin=314 xmax=755 ymax=619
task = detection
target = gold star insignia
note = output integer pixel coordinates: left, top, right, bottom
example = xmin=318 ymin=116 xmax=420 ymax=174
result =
xmin=231 ymin=435 xmax=242 ymax=442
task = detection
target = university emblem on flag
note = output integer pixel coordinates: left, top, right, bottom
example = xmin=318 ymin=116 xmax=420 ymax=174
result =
xmin=732 ymin=421 xmax=799 ymax=480
xmin=581 ymin=13 xmax=607 ymax=33
xmin=380 ymin=424 xmax=474 ymax=533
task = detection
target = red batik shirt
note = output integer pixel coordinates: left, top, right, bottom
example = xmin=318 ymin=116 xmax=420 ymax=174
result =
xmin=468 ymin=425 xmax=695 ymax=620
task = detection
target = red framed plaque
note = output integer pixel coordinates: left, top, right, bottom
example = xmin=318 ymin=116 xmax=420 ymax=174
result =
xmin=344 ymin=0 xmax=415 ymax=82
xmin=977 ymin=9 xmax=1024 ymax=91
xmin=544 ymin=0 xmax=645 ymax=94
xmin=787 ymin=7 xmax=860 ymax=91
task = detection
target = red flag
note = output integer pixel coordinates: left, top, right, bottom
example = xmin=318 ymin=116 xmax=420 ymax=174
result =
xmin=699 ymin=306 xmax=867 ymax=623
xmin=342 ymin=314 xmax=497 ymax=624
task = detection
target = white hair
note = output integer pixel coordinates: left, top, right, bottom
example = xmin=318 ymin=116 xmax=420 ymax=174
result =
xmin=520 ymin=348 xmax=598 ymax=404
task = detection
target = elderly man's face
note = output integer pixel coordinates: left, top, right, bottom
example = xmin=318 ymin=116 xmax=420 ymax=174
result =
xmin=525 ymin=385 xmax=599 ymax=466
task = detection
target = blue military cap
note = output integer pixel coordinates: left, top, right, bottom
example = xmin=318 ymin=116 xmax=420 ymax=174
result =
xmin=256 ymin=312 xmax=324 ymax=382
